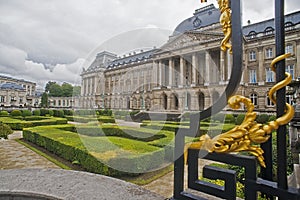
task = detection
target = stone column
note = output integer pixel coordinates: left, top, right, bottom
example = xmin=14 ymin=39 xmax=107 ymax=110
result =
xmin=94 ymin=76 xmax=97 ymax=94
xmin=220 ymin=50 xmax=226 ymax=83
xmin=179 ymin=57 xmax=185 ymax=88
xmin=108 ymin=76 xmax=111 ymax=94
xmin=226 ymin=51 xmax=232 ymax=81
xmin=258 ymin=47 xmax=264 ymax=85
xmin=144 ymin=69 xmax=147 ymax=92
xmin=158 ymin=61 xmax=163 ymax=87
xmin=119 ymin=73 xmax=122 ymax=94
xmin=205 ymin=51 xmax=210 ymax=86
xmin=192 ymin=53 xmax=197 ymax=87
xmin=168 ymin=58 xmax=173 ymax=88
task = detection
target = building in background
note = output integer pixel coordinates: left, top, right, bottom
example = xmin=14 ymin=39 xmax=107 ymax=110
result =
xmin=0 ymin=75 xmax=38 ymax=108
xmin=80 ymin=4 xmax=300 ymax=113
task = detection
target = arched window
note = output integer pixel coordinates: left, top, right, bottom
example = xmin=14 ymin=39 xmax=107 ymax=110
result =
xmin=264 ymin=27 xmax=274 ymax=35
xmin=248 ymin=31 xmax=257 ymax=39
xmin=285 ymin=22 xmax=294 ymax=31
xmin=250 ymin=93 xmax=258 ymax=106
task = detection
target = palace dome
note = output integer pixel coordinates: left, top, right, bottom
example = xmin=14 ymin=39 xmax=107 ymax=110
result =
xmin=173 ymin=4 xmax=220 ymax=35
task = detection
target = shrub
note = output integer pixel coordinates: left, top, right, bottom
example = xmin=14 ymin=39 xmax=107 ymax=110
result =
xmin=211 ymin=113 xmax=225 ymax=122
xmin=48 ymin=110 xmax=54 ymax=116
xmin=53 ymin=110 xmax=64 ymax=117
xmin=63 ymin=109 xmax=74 ymax=116
xmin=33 ymin=110 xmax=41 ymax=116
xmin=10 ymin=110 xmax=22 ymax=117
xmin=225 ymin=114 xmax=236 ymax=124
xmin=268 ymin=115 xmax=276 ymax=122
xmin=0 ymin=111 xmax=9 ymax=116
xmin=22 ymin=110 xmax=32 ymax=117
xmin=236 ymin=114 xmax=245 ymax=125
xmin=97 ymin=116 xmax=115 ymax=123
xmin=0 ymin=122 xmax=13 ymax=139
xmin=256 ymin=114 xmax=269 ymax=124
xmin=40 ymin=109 xmax=49 ymax=116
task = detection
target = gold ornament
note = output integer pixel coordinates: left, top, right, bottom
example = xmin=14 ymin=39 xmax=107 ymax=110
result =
xmin=184 ymin=54 xmax=294 ymax=167
xmin=218 ymin=0 xmax=232 ymax=53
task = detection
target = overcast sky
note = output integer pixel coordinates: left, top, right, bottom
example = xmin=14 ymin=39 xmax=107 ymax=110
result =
xmin=0 ymin=0 xmax=299 ymax=89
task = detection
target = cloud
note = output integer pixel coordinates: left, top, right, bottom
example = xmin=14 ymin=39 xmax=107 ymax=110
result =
xmin=0 ymin=0 xmax=299 ymax=89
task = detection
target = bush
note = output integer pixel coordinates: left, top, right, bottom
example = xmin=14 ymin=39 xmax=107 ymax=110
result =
xmin=97 ymin=116 xmax=115 ymax=123
xmin=0 ymin=111 xmax=9 ymax=116
xmin=53 ymin=110 xmax=64 ymax=118
xmin=0 ymin=122 xmax=13 ymax=139
xmin=211 ymin=113 xmax=225 ymax=122
xmin=63 ymin=109 xmax=74 ymax=116
xmin=40 ymin=109 xmax=49 ymax=116
xmin=225 ymin=114 xmax=236 ymax=124
xmin=48 ymin=110 xmax=54 ymax=116
xmin=256 ymin=114 xmax=269 ymax=124
xmin=33 ymin=110 xmax=41 ymax=116
xmin=22 ymin=110 xmax=32 ymax=117
xmin=236 ymin=114 xmax=245 ymax=125
xmin=268 ymin=115 xmax=276 ymax=122
xmin=10 ymin=110 xmax=22 ymax=117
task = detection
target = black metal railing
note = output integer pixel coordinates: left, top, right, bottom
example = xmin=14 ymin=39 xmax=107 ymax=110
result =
xmin=172 ymin=0 xmax=300 ymax=199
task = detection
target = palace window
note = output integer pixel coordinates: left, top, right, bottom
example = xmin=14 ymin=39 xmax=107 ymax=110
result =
xmin=0 ymin=96 xmax=5 ymax=103
xmin=19 ymin=97 xmax=23 ymax=103
xmin=266 ymin=68 xmax=275 ymax=82
xmin=286 ymin=95 xmax=294 ymax=105
xmin=249 ymin=50 xmax=256 ymax=61
xmin=285 ymin=22 xmax=294 ymax=31
xmin=265 ymin=48 xmax=273 ymax=59
xmin=249 ymin=69 xmax=257 ymax=83
xmin=285 ymin=44 xmax=294 ymax=54
xmin=286 ymin=64 xmax=295 ymax=80
xmin=266 ymin=95 xmax=275 ymax=107
xmin=250 ymin=93 xmax=258 ymax=106
xmin=248 ymin=31 xmax=256 ymax=39
xmin=264 ymin=27 xmax=274 ymax=35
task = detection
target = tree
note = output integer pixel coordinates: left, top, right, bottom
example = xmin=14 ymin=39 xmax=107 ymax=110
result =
xmin=48 ymin=83 xmax=62 ymax=97
xmin=73 ymin=86 xmax=81 ymax=96
xmin=45 ymin=81 xmax=57 ymax=93
xmin=41 ymin=92 xmax=49 ymax=108
xmin=61 ymin=82 xmax=73 ymax=97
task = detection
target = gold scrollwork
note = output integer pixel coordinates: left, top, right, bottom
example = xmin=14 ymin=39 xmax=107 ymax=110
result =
xmin=218 ymin=0 xmax=232 ymax=53
xmin=184 ymin=54 xmax=294 ymax=167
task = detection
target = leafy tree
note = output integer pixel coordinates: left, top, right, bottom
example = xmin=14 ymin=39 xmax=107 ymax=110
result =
xmin=73 ymin=86 xmax=81 ymax=96
xmin=45 ymin=81 xmax=57 ymax=93
xmin=49 ymin=83 xmax=62 ymax=97
xmin=41 ymin=92 xmax=49 ymax=107
xmin=61 ymin=82 xmax=73 ymax=97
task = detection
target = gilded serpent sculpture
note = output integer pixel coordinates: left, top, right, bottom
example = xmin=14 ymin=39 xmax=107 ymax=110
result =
xmin=184 ymin=1 xmax=294 ymax=167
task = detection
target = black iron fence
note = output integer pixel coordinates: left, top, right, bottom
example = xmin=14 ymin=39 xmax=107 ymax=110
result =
xmin=172 ymin=0 xmax=300 ymax=199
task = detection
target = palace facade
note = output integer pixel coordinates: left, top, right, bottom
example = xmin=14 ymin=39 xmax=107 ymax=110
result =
xmin=81 ymin=4 xmax=300 ymax=113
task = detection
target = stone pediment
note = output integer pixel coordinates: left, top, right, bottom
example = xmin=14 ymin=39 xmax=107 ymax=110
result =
xmin=158 ymin=31 xmax=224 ymax=52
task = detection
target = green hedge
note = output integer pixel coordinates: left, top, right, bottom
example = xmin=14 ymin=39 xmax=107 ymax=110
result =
xmin=23 ymin=125 xmax=165 ymax=176
xmin=22 ymin=110 xmax=32 ymax=117
xmin=0 ymin=123 xmax=13 ymax=139
xmin=0 ymin=111 xmax=9 ymax=117
xmin=97 ymin=116 xmax=115 ymax=123
xmin=10 ymin=110 xmax=22 ymax=116
xmin=0 ymin=117 xmax=67 ymax=130
xmin=76 ymin=125 xmax=165 ymax=142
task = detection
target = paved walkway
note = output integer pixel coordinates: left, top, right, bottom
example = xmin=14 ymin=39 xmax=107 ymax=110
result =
xmin=0 ymin=131 xmax=59 ymax=170
xmin=0 ymin=131 xmax=222 ymax=199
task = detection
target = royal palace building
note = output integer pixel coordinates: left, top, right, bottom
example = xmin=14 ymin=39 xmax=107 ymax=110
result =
xmin=80 ymin=4 xmax=300 ymax=113
xmin=0 ymin=75 xmax=38 ymax=108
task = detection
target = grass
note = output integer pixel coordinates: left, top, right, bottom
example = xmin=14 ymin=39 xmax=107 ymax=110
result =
xmin=16 ymin=139 xmax=72 ymax=170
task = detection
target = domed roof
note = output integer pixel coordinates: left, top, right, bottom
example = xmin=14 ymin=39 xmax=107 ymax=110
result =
xmin=0 ymin=82 xmax=24 ymax=90
xmin=173 ymin=4 xmax=220 ymax=35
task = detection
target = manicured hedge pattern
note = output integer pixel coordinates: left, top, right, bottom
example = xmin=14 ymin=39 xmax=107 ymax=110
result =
xmin=23 ymin=125 xmax=165 ymax=176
